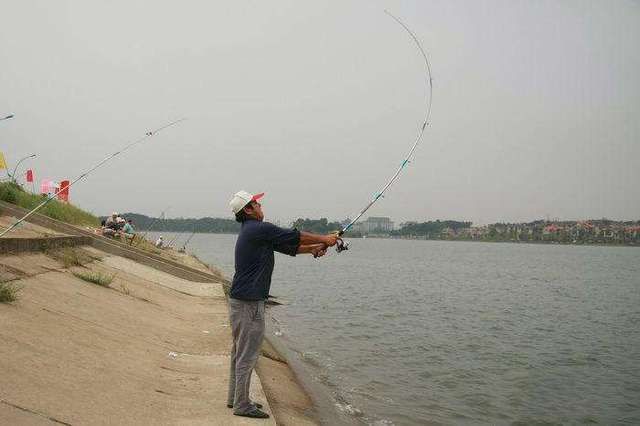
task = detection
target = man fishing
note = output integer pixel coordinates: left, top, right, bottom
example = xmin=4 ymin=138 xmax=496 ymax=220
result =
xmin=226 ymin=190 xmax=338 ymax=419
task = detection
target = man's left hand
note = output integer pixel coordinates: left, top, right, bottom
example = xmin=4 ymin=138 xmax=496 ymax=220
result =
xmin=312 ymin=245 xmax=327 ymax=258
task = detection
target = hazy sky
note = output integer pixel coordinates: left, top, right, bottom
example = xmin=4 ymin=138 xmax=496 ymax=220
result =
xmin=1 ymin=1 xmax=639 ymax=225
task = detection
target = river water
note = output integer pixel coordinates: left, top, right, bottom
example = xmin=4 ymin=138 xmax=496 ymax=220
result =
xmin=152 ymin=232 xmax=640 ymax=425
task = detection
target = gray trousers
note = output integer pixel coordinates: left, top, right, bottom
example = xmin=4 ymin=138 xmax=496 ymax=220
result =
xmin=227 ymin=298 xmax=265 ymax=414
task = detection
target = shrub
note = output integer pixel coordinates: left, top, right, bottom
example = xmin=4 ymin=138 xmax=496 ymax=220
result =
xmin=73 ymin=271 xmax=114 ymax=287
xmin=0 ymin=282 xmax=22 ymax=303
xmin=0 ymin=182 xmax=19 ymax=204
xmin=47 ymin=247 xmax=94 ymax=268
xmin=61 ymin=248 xmax=83 ymax=268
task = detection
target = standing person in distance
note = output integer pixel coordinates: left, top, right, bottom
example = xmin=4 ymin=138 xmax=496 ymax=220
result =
xmin=226 ymin=190 xmax=337 ymax=419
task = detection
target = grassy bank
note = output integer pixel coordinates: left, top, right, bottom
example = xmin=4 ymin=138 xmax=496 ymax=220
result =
xmin=0 ymin=182 xmax=99 ymax=227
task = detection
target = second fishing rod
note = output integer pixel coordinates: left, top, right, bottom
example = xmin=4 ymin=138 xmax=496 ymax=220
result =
xmin=0 ymin=118 xmax=186 ymax=238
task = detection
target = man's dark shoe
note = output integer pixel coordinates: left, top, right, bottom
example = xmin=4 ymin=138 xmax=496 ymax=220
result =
xmin=227 ymin=402 xmax=263 ymax=409
xmin=233 ymin=408 xmax=270 ymax=419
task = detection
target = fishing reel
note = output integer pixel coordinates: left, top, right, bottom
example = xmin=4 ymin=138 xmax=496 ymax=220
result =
xmin=335 ymin=237 xmax=349 ymax=253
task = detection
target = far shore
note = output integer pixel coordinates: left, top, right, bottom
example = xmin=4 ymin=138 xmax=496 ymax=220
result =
xmin=144 ymin=229 xmax=639 ymax=248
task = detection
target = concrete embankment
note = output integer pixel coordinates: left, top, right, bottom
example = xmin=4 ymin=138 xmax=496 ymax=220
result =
xmin=0 ymin=212 xmax=318 ymax=425
xmin=0 ymin=247 xmax=274 ymax=425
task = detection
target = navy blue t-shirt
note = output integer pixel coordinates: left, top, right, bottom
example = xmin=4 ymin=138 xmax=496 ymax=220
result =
xmin=230 ymin=219 xmax=300 ymax=301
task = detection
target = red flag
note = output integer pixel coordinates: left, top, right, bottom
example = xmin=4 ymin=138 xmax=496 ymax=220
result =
xmin=26 ymin=169 xmax=34 ymax=183
xmin=58 ymin=180 xmax=70 ymax=202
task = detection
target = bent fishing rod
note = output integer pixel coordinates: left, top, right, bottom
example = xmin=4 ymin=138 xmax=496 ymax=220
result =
xmin=0 ymin=118 xmax=186 ymax=238
xmin=334 ymin=11 xmax=433 ymax=253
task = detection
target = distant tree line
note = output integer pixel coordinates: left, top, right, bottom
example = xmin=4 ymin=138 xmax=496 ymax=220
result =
xmin=289 ymin=218 xmax=475 ymax=238
xmin=391 ymin=220 xmax=472 ymax=236
xmin=114 ymin=214 xmax=343 ymax=235
xmin=291 ymin=218 xmax=343 ymax=234
xmin=111 ymin=213 xmax=240 ymax=233
xmin=104 ymin=213 xmax=639 ymax=246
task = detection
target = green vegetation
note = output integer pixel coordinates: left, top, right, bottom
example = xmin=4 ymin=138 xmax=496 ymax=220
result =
xmin=391 ymin=220 xmax=472 ymax=237
xmin=121 ymin=214 xmax=338 ymax=235
xmin=0 ymin=182 xmax=99 ymax=227
xmin=389 ymin=219 xmax=640 ymax=245
xmin=61 ymin=248 xmax=83 ymax=268
xmin=47 ymin=247 xmax=95 ymax=268
xmin=118 ymin=282 xmax=131 ymax=295
xmin=120 ymin=212 xmax=239 ymax=233
xmin=291 ymin=218 xmax=343 ymax=234
xmin=131 ymin=235 xmax=162 ymax=254
xmin=0 ymin=282 xmax=22 ymax=303
xmin=73 ymin=270 xmax=114 ymax=287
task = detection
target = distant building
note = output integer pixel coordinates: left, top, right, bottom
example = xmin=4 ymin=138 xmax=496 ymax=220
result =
xmin=469 ymin=227 xmax=486 ymax=239
xmin=543 ymin=224 xmax=562 ymax=235
xmin=352 ymin=216 xmax=394 ymax=235
xmin=441 ymin=227 xmax=456 ymax=238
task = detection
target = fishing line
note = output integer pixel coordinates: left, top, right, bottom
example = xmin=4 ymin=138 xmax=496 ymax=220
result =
xmin=180 ymin=227 xmax=197 ymax=252
xmin=135 ymin=205 xmax=171 ymax=247
xmin=336 ymin=11 xmax=433 ymax=252
xmin=166 ymin=232 xmax=180 ymax=248
xmin=0 ymin=118 xmax=186 ymax=238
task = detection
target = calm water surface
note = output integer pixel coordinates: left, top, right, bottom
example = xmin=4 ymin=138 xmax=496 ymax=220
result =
xmin=155 ymin=233 xmax=640 ymax=425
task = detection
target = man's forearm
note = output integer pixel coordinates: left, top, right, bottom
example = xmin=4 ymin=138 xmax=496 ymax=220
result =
xmin=297 ymin=243 xmax=326 ymax=254
xmin=299 ymin=231 xmax=334 ymax=246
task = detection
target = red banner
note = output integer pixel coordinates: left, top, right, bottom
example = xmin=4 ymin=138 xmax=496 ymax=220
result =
xmin=26 ymin=169 xmax=33 ymax=183
xmin=57 ymin=180 xmax=70 ymax=202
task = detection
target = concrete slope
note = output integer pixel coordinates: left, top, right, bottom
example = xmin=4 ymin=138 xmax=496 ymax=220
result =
xmin=0 ymin=251 xmax=275 ymax=425
xmin=0 ymin=215 xmax=68 ymax=238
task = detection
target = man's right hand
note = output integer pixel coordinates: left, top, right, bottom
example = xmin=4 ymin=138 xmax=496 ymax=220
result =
xmin=324 ymin=233 xmax=339 ymax=247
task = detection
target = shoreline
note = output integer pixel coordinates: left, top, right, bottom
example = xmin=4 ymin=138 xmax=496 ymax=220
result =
xmin=256 ymin=335 xmax=325 ymax=425
xmin=261 ymin=322 xmax=358 ymax=426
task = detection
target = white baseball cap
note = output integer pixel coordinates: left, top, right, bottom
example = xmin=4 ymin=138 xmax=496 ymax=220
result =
xmin=229 ymin=190 xmax=265 ymax=215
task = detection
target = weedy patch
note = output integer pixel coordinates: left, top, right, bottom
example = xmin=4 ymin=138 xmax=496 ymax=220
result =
xmin=134 ymin=238 xmax=162 ymax=255
xmin=48 ymin=247 xmax=95 ymax=268
xmin=61 ymin=248 xmax=83 ymax=268
xmin=0 ymin=282 xmax=22 ymax=303
xmin=119 ymin=282 xmax=131 ymax=295
xmin=73 ymin=271 xmax=114 ymax=287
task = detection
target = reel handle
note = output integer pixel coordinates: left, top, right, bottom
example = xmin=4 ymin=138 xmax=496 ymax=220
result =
xmin=335 ymin=230 xmax=349 ymax=253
